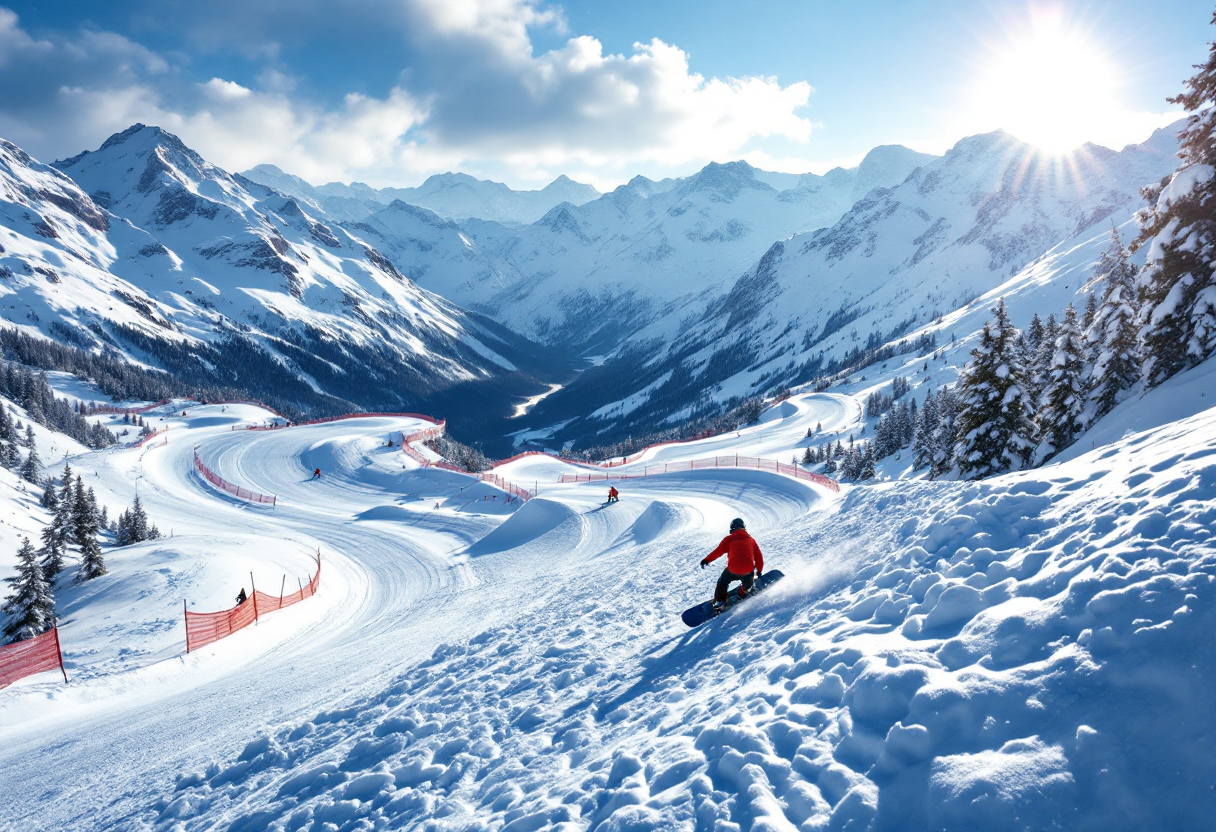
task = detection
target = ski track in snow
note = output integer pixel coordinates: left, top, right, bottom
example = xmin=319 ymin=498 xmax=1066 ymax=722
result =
xmin=2 ymin=392 xmax=1216 ymax=831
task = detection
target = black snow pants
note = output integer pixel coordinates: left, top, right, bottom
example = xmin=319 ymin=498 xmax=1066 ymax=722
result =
xmin=714 ymin=568 xmax=754 ymax=603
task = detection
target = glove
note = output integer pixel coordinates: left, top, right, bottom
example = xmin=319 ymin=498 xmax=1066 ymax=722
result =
xmin=700 ymin=558 xmax=709 ymax=569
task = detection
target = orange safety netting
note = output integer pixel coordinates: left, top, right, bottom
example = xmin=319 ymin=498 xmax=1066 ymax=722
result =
xmin=560 ymin=455 xmax=840 ymax=492
xmin=184 ymin=554 xmax=321 ymax=652
xmin=0 ymin=627 xmax=68 ymax=689
xmin=194 ymin=449 xmax=277 ymax=505
xmin=479 ymin=471 xmax=533 ymax=501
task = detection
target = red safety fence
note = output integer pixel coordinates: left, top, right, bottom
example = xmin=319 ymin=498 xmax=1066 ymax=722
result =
xmin=185 ymin=553 xmax=321 ymax=652
xmin=560 ymin=455 xmax=840 ymax=492
xmin=401 ymin=422 xmax=447 ymax=465
xmin=0 ymin=627 xmax=68 ymax=689
xmin=194 ymin=448 xmax=277 ymax=506
xmin=398 ymin=422 xmax=535 ymax=500
xmin=135 ymin=426 xmax=169 ymax=448
xmin=480 ymin=471 xmax=533 ymax=501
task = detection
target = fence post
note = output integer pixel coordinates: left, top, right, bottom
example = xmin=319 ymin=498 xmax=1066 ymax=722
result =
xmin=52 ymin=626 xmax=69 ymax=683
xmin=183 ymin=599 xmax=189 ymax=653
xmin=280 ymin=575 xmax=286 ymax=605
xmin=250 ymin=571 xmax=259 ymax=622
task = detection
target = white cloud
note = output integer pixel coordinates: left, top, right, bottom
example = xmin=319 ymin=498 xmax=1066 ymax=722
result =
xmin=0 ymin=1 xmax=815 ymax=187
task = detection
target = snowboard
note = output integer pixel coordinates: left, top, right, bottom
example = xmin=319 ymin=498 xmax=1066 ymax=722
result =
xmin=682 ymin=569 xmax=784 ymax=628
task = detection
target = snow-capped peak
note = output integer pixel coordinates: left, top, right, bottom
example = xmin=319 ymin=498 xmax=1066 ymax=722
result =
xmin=676 ymin=160 xmax=773 ymax=201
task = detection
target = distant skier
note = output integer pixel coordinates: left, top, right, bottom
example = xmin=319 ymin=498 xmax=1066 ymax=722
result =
xmin=607 ymin=485 xmax=620 ymax=504
xmin=312 ymin=468 xmax=321 ymax=480
xmin=700 ymin=517 xmax=764 ymax=612
xmin=235 ymin=587 xmax=247 ymax=605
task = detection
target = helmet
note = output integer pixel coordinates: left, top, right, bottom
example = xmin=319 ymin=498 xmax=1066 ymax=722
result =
xmin=730 ymin=517 xmax=746 ymax=531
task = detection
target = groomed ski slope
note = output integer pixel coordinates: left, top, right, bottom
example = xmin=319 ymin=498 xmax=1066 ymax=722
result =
xmin=2 ymin=388 xmax=1215 ymax=831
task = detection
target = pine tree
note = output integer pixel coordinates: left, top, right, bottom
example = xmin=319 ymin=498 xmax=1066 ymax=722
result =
xmin=1135 ymin=15 xmax=1216 ymax=384
xmin=115 ymin=495 xmax=152 ymax=547
xmin=801 ymin=446 xmax=813 ymax=465
xmin=3 ymin=538 xmax=55 ymax=643
xmin=39 ymin=475 xmax=59 ymax=510
xmin=1081 ymin=292 xmax=1099 ymax=332
xmin=20 ymin=442 xmax=41 ymax=484
xmin=954 ymin=300 xmax=1037 ymax=479
xmin=930 ymin=386 xmax=960 ymax=478
xmin=823 ymin=444 xmax=838 ymax=474
xmin=912 ymin=389 xmax=938 ymax=470
xmin=839 ymin=446 xmax=862 ymax=481
xmin=858 ymin=447 xmax=876 ymax=481
xmin=1028 ymin=313 xmax=1058 ymax=405
xmin=116 ymin=510 xmax=132 ymax=547
xmin=0 ymin=438 xmax=17 ymax=469
xmin=73 ymin=476 xmax=105 ymax=581
xmin=39 ymin=512 xmax=67 ymax=584
xmin=1086 ymin=227 xmax=1142 ymax=421
xmin=1036 ymin=304 xmax=1088 ymax=460
xmin=22 ymin=424 xmax=35 ymax=449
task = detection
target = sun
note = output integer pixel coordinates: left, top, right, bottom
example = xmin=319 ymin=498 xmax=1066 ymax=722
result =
xmin=971 ymin=8 xmax=1123 ymax=153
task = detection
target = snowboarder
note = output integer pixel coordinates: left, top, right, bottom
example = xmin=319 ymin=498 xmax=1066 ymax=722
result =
xmin=607 ymin=485 xmax=620 ymax=504
xmin=700 ymin=518 xmax=764 ymax=612
xmin=312 ymin=468 xmax=321 ymax=480
xmin=235 ymin=587 xmax=247 ymax=605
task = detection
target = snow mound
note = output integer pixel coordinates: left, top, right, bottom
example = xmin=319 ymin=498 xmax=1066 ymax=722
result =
xmin=613 ymin=499 xmax=695 ymax=546
xmin=759 ymin=398 xmax=799 ymax=423
xmin=465 ymin=498 xmax=580 ymax=556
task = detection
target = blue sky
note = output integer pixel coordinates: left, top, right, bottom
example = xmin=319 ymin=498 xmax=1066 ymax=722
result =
xmin=0 ymin=1 xmax=1208 ymax=189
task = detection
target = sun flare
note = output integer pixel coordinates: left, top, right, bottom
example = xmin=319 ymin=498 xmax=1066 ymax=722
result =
xmin=972 ymin=9 xmax=1123 ymax=153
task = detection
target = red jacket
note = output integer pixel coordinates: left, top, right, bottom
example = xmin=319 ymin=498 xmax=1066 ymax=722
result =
xmin=704 ymin=529 xmax=763 ymax=575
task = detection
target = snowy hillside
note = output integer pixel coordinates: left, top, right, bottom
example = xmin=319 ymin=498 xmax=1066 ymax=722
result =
xmin=2 ymin=360 xmax=1215 ymax=829
xmin=241 ymin=165 xmax=602 ymax=226
xmin=521 ymin=125 xmax=1183 ymax=449
xmin=0 ymin=125 xmax=569 ymax=446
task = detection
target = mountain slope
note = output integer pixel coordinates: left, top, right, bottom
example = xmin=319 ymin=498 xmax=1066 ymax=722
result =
xmin=447 ymin=149 xmax=936 ymax=353
xmin=522 ymin=126 xmax=1181 ymax=449
xmin=0 ymin=125 xmax=569 ymax=448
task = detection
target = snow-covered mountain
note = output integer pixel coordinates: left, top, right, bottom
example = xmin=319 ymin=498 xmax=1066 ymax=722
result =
xmin=241 ymin=165 xmax=601 ymax=225
xmin=442 ymin=149 xmax=937 ymax=353
xmin=239 ymin=149 xmax=935 ymax=356
xmin=0 ymin=125 xmax=567 ymax=444
xmin=522 ymin=126 xmax=1182 ymax=448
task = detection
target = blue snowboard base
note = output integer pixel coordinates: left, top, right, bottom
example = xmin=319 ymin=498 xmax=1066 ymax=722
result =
xmin=682 ymin=570 xmax=784 ymax=627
